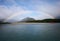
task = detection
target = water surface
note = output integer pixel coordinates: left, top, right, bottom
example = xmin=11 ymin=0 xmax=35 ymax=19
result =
xmin=0 ymin=23 xmax=60 ymax=41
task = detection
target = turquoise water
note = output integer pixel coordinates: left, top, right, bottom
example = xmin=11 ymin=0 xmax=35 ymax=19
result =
xmin=0 ymin=23 xmax=60 ymax=41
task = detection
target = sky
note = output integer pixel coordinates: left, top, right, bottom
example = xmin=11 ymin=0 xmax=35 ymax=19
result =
xmin=0 ymin=0 xmax=60 ymax=22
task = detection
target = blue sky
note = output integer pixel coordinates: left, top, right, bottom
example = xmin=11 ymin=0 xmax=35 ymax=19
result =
xmin=0 ymin=0 xmax=60 ymax=22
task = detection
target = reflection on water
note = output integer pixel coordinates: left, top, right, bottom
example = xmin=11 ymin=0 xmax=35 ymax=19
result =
xmin=0 ymin=23 xmax=60 ymax=41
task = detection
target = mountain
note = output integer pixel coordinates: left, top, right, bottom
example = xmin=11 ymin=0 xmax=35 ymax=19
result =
xmin=20 ymin=17 xmax=35 ymax=22
xmin=19 ymin=18 xmax=60 ymax=23
xmin=0 ymin=19 xmax=10 ymax=24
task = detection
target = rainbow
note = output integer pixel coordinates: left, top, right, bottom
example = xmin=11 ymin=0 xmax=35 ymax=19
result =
xmin=4 ymin=11 xmax=55 ymax=22
xmin=37 ymin=10 xmax=55 ymax=19
xmin=40 ymin=11 xmax=55 ymax=19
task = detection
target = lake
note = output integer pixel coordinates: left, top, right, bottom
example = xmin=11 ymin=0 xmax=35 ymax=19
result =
xmin=0 ymin=23 xmax=60 ymax=41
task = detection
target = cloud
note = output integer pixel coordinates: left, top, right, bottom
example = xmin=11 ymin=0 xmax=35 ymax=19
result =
xmin=0 ymin=5 xmax=12 ymax=18
xmin=0 ymin=5 xmax=33 ymax=22
xmin=0 ymin=0 xmax=60 ymax=22
xmin=0 ymin=0 xmax=33 ymax=22
xmin=31 ymin=1 xmax=60 ymax=18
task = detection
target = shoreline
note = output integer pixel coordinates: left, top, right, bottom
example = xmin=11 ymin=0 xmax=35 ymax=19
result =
xmin=11 ymin=22 xmax=60 ymax=25
xmin=0 ymin=22 xmax=60 ymax=25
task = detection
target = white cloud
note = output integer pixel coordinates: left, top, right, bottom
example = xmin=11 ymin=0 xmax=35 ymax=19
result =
xmin=0 ymin=5 xmax=33 ymax=22
xmin=32 ymin=2 xmax=60 ymax=17
xmin=0 ymin=0 xmax=33 ymax=22
xmin=0 ymin=5 xmax=12 ymax=18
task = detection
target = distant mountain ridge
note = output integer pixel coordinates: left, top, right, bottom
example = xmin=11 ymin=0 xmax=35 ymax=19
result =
xmin=0 ymin=17 xmax=60 ymax=24
xmin=18 ymin=17 xmax=60 ymax=23
xmin=20 ymin=17 xmax=35 ymax=22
